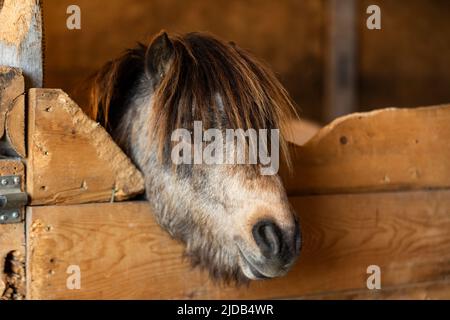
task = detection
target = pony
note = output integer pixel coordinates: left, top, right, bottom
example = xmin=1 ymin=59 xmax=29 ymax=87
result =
xmin=86 ymin=31 xmax=301 ymax=283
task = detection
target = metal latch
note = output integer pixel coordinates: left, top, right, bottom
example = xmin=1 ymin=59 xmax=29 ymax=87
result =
xmin=0 ymin=175 xmax=27 ymax=224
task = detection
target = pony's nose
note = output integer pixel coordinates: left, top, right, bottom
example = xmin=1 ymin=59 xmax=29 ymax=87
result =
xmin=252 ymin=220 xmax=301 ymax=264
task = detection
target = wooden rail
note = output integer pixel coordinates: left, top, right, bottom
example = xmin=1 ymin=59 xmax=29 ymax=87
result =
xmin=26 ymin=190 xmax=450 ymax=299
xmin=281 ymin=105 xmax=450 ymax=196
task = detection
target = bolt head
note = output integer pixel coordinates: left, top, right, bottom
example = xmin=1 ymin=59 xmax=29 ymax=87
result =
xmin=1 ymin=179 xmax=8 ymax=185
xmin=0 ymin=215 xmax=7 ymax=221
xmin=13 ymin=177 xmax=20 ymax=185
xmin=11 ymin=212 xmax=19 ymax=219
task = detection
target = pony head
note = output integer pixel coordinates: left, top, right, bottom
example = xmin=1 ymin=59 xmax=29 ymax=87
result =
xmin=87 ymin=31 xmax=301 ymax=283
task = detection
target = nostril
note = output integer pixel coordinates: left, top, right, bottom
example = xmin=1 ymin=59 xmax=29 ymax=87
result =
xmin=252 ymin=221 xmax=282 ymax=258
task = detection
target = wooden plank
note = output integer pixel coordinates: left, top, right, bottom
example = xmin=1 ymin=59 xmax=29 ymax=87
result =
xmin=0 ymin=226 xmax=26 ymax=300
xmin=0 ymin=0 xmax=43 ymax=88
xmin=285 ymin=119 xmax=320 ymax=146
xmin=281 ymin=105 xmax=450 ymax=196
xmin=27 ymin=189 xmax=450 ymax=299
xmin=301 ymin=280 xmax=450 ymax=300
xmin=0 ymin=159 xmax=26 ymax=300
xmin=27 ymin=88 xmax=145 ymax=205
xmin=0 ymin=66 xmax=25 ymax=157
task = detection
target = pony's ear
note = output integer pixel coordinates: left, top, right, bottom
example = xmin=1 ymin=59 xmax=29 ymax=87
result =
xmin=88 ymin=45 xmax=146 ymax=130
xmin=145 ymin=31 xmax=174 ymax=82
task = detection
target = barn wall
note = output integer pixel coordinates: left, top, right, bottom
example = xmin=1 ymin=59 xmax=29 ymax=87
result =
xmin=42 ymin=0 xmax=325 ymax=120
xmin=42 ymin=0 xmax=450 ymax=123
xmin=358 ymin=0 xmax=450 ymax=110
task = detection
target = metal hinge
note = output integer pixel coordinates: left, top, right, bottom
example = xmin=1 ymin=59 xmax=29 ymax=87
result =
xmin=0 ymin=175 xmax=27 ymax=224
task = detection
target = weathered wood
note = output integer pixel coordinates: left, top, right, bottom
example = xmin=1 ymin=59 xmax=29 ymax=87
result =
xmin=0 ymin=67 xmax=22 ymax=139
xmin=0 ymin=0 xmax=43 ymax=88
xmin=0 ymin=225 xmax=26 ymax=300
xmin=282 ymin=105 xmax=450 ymax=196
xmin=0 ymin=67 xmax=25 ymax=157
xmin=27 ymin=88 xmax=145 ymax=205
xmin=27 ymin=189 xmax=450 ymax=299
xmin=5 ymin=87 xmax=26 ymax=157
xmin=302 ymin=280 xmax=450 ymax=300
xmin=0 ymin=159 xmax=25 ymax=300
xmin=0 ymin=222 xmax=24 ymax=298
xmin=285 ymin=119 xmax=320 ymax=146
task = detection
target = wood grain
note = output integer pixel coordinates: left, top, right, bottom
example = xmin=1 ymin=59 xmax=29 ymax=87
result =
xmin=0 ymin=0 xmax=43 ymax=88
xmin=300 ymin=279 xmax=450 ymax=300
xmin=0 ymin=67 xmax=22 ymax=138
xmin=27 ymin=88 xmax=145 ymax=205
xmin=0 ymin=224 xmax=25 ymax=299
xmin=27 ymin=190 xmax=450 ymax=299
xmin=0 ymin=66 xmax=25 ymax=157
xmin=281 ymin=105 xmax=450 ymax=196
xmin=5 ymin=87 xmax=26 ymax=157
xmin=0 ymin=159 xmax=25 ymax=299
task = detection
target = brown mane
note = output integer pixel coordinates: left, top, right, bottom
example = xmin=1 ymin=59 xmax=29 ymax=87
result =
xmin=87 ymin=31 xmax=298 ymax=168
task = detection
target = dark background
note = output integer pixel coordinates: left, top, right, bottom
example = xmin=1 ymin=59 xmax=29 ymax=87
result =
xmin=43 ymin=0 xmax=450 ymax=124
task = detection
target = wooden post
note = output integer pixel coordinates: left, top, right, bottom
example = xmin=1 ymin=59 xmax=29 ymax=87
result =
xmin=0 ymin=67 xmax=26 ymax=157
xmin=325 ymin=0 xmax=357 ymax=121
xmin=0 ymin=0 xmax=43 ymax=88
xmin=0 ymin=160 xmax=26 ymax=300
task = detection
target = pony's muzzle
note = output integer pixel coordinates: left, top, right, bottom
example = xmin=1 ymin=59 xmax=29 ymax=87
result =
xmin=240 ymin=219 xmax=301 ymax=280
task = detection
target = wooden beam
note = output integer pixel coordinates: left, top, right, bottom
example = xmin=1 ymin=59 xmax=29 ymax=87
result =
xmin=27 ymin=189 xmax=450 ymax=299
xmin=0 ymin=67 xmax=26 ymax=157
xmin=281 ymin=104 xmax=450 ymax=196
xmin=325 ymin=0 xmax=357 ymax=121
xmin=0 ymin=0 xmax=43 ymax=88
xmin=27 ymin=88 xmax=145 ymax=205
xmin=285 ymin=119 xmax=320 ymax=146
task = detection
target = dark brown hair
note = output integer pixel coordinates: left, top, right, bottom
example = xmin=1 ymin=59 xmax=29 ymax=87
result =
xmin=87 ymin=31 xmax=298 ymax=168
